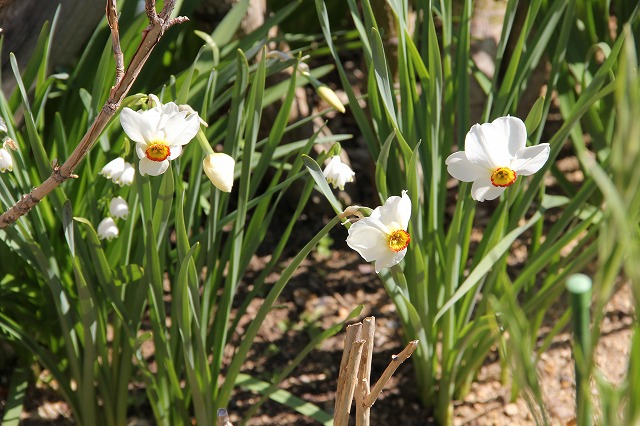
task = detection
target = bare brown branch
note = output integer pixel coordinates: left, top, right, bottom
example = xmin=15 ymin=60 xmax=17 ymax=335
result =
xmin=364 ymin=340 xmax=419 ymax=408
xmin=0 ymin=0 xmax=187 ymax=228
xmin=106 ymin=0 xmax=124 ymax=86
xmin=145 ymin=0 xmax=158 ymax=22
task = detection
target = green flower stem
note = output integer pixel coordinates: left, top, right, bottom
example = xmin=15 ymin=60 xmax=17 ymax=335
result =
xmin=196 ymin=129 xmax=215 ymax=155
xmin=566 ymin=273 xmax=593 ymax=426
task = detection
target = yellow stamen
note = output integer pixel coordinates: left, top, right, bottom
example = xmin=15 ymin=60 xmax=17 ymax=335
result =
xmin=145 ymin=142 xmax=170 ymax=162
xmin=490 ymin=167 xmax=517 ymax=187
xmin=388 ymin=229 xmax=410 ymax=252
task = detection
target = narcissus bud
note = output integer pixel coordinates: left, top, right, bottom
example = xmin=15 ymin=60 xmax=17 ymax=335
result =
xmin=317 ymin=85 xmax=346 ymax=114
xmin=203 ymin=153 xmax=235 ymax=193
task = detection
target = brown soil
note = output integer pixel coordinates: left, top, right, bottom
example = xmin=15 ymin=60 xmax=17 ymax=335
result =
xmin=5 ymin=247 xmax=633 ymax=426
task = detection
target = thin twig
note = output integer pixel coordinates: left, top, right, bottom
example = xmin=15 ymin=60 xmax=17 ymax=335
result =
xmin=106 ymin=0 xmax=124 ymax=86
xmin=0 ymin=0 xmax=188 ymax=228
xmin=363 ymin=340 xmax=418 ymax=408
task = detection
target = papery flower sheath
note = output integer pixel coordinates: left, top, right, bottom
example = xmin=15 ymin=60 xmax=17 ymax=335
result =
xmin=323 ymin=155 xmax=355 ymax=190
xmin=109 ymin=196 xmax=129 ymax=219
xmin=346 ymin=191 xmax=411 ymax=273
xmin=120 ymin=102 xmax=200 ymax=176
xmin=97 ymin=217 xmax=119 ymax=240
xmin=445 ymin=116 xmax=550 ymax=202
xmin=203 ymin=153 xmax=235 ymax=193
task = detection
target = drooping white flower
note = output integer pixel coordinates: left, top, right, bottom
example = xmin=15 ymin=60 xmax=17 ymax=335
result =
xmin=115 ymin=162 xmax=135 ymax=186
xmin=97 ymin=217 xmax=119 ymax=240
xmin=99 ymin=157 xmax=135 ymax=186
xmin=445 ymin=116 xmax=550 ymax=202
xmin=109 ymin=196 xmax=129 ymax=219
xmin=120 ymin=102 xmax=200 ymax=176
xmin=0 ymin=117 xmax=7 ymax=133
xmin=203 ymin=153 xmax=235 ymax=193
xmin=346 ymin=191 xmax=411 ymax=273
xmin=323 ymin=156 xmax=355 ymax=190
xmin=0 ymin=148 xmax=12 ymax=172
xmin=100 ymin=157 xmax=125 ymax=179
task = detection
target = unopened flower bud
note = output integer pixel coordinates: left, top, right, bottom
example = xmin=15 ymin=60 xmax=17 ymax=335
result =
xmin=317 ymin=85 xmax=346 ymax=113
xmin=203 ymin=153 xmax=235 ymax=193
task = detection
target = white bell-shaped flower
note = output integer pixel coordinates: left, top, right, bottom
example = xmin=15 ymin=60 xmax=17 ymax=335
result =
xmin=0 ymin=148 xmax=13 ymax=172
xmin=97 ymin=217 xmax=119 ymax=240
xmin=109 ymin=196 xmax=129 ymax=219
xmin=323 ymin=155 xmax=355 ymax=190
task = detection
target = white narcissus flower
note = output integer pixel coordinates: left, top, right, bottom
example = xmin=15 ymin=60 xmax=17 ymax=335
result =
xmin=0 ymin=148 xmax=13 ymax=172
xmin=120 ymin=102 xmax=200 ymax=176
xmin=346 ymin=190 xmax=411 ymax=273
xmin=97 ymin=217 xmax=119 ymax=240
xmin=323 ymin=156 xmax=355 ymax=190
xmin=109 ymin=196 xmax=129 ymax=219
xmin=445 ymin=116 xmax=550 ymax=202
xmin=203 ymin=153 xmax=235 ymax=193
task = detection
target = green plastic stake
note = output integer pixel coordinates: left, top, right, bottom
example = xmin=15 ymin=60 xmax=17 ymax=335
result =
xmin=566 ymin=273 xmax=593 ymax=426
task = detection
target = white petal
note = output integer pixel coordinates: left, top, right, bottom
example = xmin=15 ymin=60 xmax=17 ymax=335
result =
xmin=374 ymin=191 xmax=411 ymax=231
xmin=445 ymin=151 xmax=487 ymax=182
xmin=203 ymin=153 xmax=235 ymax=192
xmin=491 ymin=116 xmax=527 ymax=158
xmin=109 ymin=196 xmax=129 ymax=219
xmin=374 ymin=248 xmax=407 ymax=273
xmin=511 ymin=144 xmax=550 ymax=176
xmin=135 ymin=143 xmax=147 ymax=160
xmin=471 ymin=176 xmax=505 ymax=202
xmin=347 ymin=218 xmax=391 ymax=262
xmin=120 ymin=108 xmax=153 ymax=143
xmin=465 ymin=124 xmax=501 ymax=169
xmin=139 ymin=158 xmax=170 ymax=176
xmin=161 ymin=102 xmax=180 ymax=116
xmin=168 ymin=144 xmax=183 ymax=160
xmin=165 ymin=112 xmax=200 ymax=146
